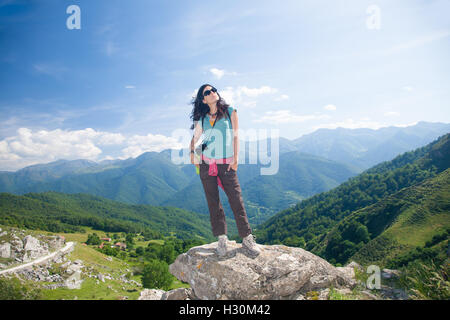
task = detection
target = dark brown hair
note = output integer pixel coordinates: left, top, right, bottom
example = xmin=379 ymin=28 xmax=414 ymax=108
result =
xmin=189 ymin=84 xmax=230 ymax=130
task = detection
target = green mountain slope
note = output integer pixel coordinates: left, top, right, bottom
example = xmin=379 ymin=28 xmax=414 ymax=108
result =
xmin=317 ymin=168 xmax=449 ymax=265
xmin=255 ymin=133 xmax=450 ymax=257
xmin=0 ymin=192 xmax=214 ymax=241
xmin=0 ymin=152 xmax=194 ymax=205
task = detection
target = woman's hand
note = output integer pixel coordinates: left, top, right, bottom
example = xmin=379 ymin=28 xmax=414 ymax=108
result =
xmin=191 ymin=153 xmax=200 ymax=169
xmin=227 ymin=159 xmax=238 ymax=172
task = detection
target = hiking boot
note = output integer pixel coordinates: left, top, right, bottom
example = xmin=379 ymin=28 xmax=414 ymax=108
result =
xmin=242 ymin=234 xmax=261 ymax=257
xmin=217 ymin=235 xmax=228 ymax=257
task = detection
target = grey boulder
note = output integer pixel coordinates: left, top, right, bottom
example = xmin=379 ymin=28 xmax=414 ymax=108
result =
xmin=169 ymin=241 xmax=356 ymax=300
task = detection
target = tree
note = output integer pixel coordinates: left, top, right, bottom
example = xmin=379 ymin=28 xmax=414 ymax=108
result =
xmin=141 ymin=259 xmax=173 ymax=290
xmin=354 ymin=224 xmax=370 ymax=244
xmin=283 ymin=236 xmax=306 ymax=248
xmin=86 ymin=233 xmax=101 ymax=245
xmin=126 ymin=233 xmax=135 ymax=245
xmin=159 ymin=244 xmax=176 ymax=264
xmin=341 ymin=221 xmax=370 ymax=244
xmin=125 ymin=233 xmax=135 ymax=250
xmin=136 ymin=246 xmax=144 ymax=256
xmin=100 ymin=246 xmax=119 ymax=257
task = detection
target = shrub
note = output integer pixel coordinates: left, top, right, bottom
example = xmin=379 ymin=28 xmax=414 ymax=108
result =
xmin=141 ymin=259 xmax=172 ymax=290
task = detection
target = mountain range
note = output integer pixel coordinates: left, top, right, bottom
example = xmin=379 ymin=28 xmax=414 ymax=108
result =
xmin=0 ymin=123 xmax=448 ymax=273
xmin=0 ymin=121 xmax=448 ymax=226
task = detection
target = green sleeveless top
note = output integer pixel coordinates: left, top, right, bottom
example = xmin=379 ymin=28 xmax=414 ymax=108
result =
xmin=201 ymin=106 xmax=235 ymax=159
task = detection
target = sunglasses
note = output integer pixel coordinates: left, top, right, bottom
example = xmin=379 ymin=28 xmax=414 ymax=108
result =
xmin=203 ymin=87 xmax=217 ymax=97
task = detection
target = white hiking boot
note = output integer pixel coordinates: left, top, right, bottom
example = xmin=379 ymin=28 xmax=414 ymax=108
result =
xmin=242 ymin=234 xmax=261 ymax=257
xmin=217 ymin=235 xmax=228 ymax=257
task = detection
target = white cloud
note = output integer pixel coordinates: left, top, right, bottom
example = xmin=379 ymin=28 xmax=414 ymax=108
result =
xmin=324 ymin=104 xmax=337 ymax=111
xmin=219 ymin=85 xmax=279 ymax=108
xmin=253 ymin=110 xmax=330 ymax=124
xmin=238 ymin=86 xmax=278 ymax=97
xmin=391 ymin=121 xmax=419 ymax=127
xmin=312 ymin=118 xmax=388 ymax=130
xmin=274 ymin=94 xmax=289 ymax=101
xmin=120 ymin=133 xmax=183 ymax=159
xmin=0 ymin=128 xmax=185 ymax=171
xmin=125 ymin=85 xmax=136 ymax=89
xmin=219 ymin=86 xmax=236 ymax=105
xmin=210 ymin=68 xmax=225 ymax=79
xmin=0 ymin=128 xmax=108 ymax=170
xmin=209 ymin=67 xmax=238 ymax=79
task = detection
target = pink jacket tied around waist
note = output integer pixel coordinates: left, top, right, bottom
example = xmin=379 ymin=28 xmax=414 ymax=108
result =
xmin=201 ymin=154 xmax=234 ymax=191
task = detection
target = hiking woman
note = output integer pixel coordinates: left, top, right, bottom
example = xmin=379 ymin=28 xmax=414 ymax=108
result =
xmin=189 ymin=84 xmax=261 ymax=257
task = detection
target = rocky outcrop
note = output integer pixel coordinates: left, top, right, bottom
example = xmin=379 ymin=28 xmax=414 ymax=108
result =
xmin=162 ymin=288 xmax=195 ymax=300
xmin=0 ymin=242 xmax=11 ymax=259
xmin=23 ymin=235 xmax=49 ymax=262
xmin=0 ymin=226 xmax=65 ymax=267
xmin=2 ymin=242 xmax=79 ymax=288
xmin=168 ymin=240 xmax=356 ymax=300
xmin=139 ymin=288 xmax=195 ymax=300
xmin=139 ymin=289 xmax=166 ymax=300
xmin=0 ymin=226 xmax=84 ymax=290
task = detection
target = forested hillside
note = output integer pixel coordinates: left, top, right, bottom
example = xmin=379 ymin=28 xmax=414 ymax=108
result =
xmin=255 ymin=133 xmax=449 ymax=267
xmin=0 ymin=192 xmax=215 ymax=241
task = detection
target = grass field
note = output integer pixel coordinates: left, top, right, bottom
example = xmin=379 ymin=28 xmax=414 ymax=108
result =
xmin=1 ymin=226 xmax=191 ymax=300
xmin=38 ymin=240 xmax=190 ymax=300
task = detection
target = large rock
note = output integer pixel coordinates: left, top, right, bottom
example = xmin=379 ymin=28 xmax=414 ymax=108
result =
xmin=47 ymin=236 xmax=65 ymax=250
xmin=10 ymin=235 xmax=24 ymax=261
xmin=65 ymin=270 xmax=83 ymax=289
xmin=22 ymin=235 xmax=49 ymax=262
xmin=169 ymin=241 xmax=356 ymax=300
xmin=0 ymin=243 xmax=11 ymax=258
xmin=161 ymin=288 xmax=194 ymax=300
xmin=139 ymin=289 xmax=166 ymax=300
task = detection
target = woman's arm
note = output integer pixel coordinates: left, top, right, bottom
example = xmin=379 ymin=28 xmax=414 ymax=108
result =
xmin=190 ymin=121 xmax=203 ymax=166
xmin=190 ymin=120 xmax=203 ymax=152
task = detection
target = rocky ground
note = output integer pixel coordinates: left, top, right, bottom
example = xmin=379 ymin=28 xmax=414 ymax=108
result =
xmin=0 ymin=226 xmax=141 ymax=292
xmin=0 ymin=226 xmax=65 ymax=268
xmin=140 ymin=239 xmax=409 ymax=300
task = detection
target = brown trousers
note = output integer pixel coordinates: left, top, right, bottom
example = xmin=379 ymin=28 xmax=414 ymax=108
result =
xmin=199 ymin=163 xmax=252 ymax=238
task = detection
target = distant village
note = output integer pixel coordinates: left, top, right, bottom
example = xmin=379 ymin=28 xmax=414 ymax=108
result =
xmin=83 ymin=237 xmax=127 ymax=250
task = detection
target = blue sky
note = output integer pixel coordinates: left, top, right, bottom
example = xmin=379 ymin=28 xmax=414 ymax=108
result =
xmin=0 ymin=0 xmax=449 ymax=171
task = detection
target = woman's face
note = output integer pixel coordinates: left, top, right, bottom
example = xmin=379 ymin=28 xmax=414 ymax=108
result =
xmin=202 ymin=85 xmax=219 ymax=105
